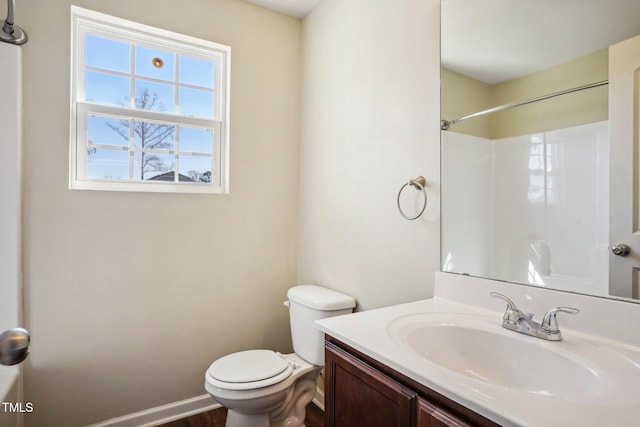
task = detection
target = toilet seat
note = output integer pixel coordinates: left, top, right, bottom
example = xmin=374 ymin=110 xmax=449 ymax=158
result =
xmin=206 ymin=350 xmax=295 ymax=391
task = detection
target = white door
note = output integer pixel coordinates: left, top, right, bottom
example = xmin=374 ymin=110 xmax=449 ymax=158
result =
xmin=0 ymin=43 xmax=24 ymax=427
xmin=609 ymin=33 xmax=640 ymax=299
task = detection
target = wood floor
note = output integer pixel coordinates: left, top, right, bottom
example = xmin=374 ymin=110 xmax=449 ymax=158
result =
xmin=157 ymin=403 xmax=324 ymax=427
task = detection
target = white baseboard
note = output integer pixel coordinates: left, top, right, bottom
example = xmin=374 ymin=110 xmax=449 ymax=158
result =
xmin=87 ymin=384 xmax=324 ymax=427
xmin=312 ymin=385 xmax=324 ymax=411
xmin=86 ymin=394 xmax=220 ymax=427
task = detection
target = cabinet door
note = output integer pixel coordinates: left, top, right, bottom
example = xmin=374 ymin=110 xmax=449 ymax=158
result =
xmin=325 ymin=341 xmax=417 ymax=427
xmin=417 ymin=398 xmax=472 ymax=427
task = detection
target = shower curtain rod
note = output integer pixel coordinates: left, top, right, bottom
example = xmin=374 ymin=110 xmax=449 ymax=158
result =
xmin=441 ymin=79 xmax=609 ymax=131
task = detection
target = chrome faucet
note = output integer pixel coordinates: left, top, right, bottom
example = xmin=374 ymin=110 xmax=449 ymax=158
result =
xmin=490 ymin=292 xmax=579 ymax=341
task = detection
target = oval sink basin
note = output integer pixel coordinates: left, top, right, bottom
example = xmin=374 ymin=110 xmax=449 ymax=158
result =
xmin=387 ymin=313 xmax=604 ymax=399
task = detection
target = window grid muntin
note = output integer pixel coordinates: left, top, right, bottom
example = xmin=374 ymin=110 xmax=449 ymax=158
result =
xmin=77 ymin=102 xmax=219 ymax=186
xmin=71 ymin=7 xmax=229 ymax=193
xmin=83 ymin=50 xmax=217 ymax=118
xmin=85 ymin=65 xmax=216 ymax=94
xmin=76 ymin=22 xmax=222 ymax=116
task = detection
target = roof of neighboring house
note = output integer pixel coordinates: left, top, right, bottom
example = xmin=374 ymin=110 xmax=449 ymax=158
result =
xmin=147 ymin=171 xmax=196 ymax=182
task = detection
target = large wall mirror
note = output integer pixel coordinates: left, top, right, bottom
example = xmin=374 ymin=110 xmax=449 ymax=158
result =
xmin=441 ymin=0 xmax=640 ymax=302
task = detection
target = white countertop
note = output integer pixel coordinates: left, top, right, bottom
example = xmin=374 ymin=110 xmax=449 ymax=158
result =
xmin=316 ymin=273 xmax=640 ymax=427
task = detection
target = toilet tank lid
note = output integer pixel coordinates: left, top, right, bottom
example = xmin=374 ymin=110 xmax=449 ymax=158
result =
xmin=287 ymin=285 xmax=356 ymax=311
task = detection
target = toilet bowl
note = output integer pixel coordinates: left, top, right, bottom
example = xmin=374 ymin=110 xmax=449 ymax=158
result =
xmin=205 ymin=351 xmax=320 ymax=427
xmin=204 ymin=285 xmax=355 ymax=427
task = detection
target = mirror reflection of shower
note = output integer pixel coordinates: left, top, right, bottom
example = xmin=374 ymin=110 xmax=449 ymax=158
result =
xmin=0 ymin=0 xmax=27 ymax=45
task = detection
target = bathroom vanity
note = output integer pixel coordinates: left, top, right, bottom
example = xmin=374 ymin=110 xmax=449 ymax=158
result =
xmin=324 ymin=335 xmax=496 ymax=426
xmin=316 ymin=272 xmax=640 ymax=427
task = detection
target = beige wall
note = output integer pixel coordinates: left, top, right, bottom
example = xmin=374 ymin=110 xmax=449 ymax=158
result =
xmin=442 ymin=49 xmax=609 ymax=139
xmin=20 ymin=0 xmax=301 ymax=425
xmin=441 ymin=69 xmax=491 ymax=138
xmin=490 ymin=49 xmax=608 ymax=138
xmin=298 ymin=0 xmax=441 ymax=310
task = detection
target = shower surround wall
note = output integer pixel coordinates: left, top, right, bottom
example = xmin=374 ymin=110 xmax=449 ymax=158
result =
xmin=443 ymin=121 xmax=609 ymax=296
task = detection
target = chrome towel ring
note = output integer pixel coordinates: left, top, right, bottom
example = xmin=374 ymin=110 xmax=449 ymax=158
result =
xmin=397 ymin=176 xmax=427 ymax=220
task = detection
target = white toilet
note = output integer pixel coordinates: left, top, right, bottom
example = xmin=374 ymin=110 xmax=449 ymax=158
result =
xmin=204 ymin=285 xmax=355 ymax=427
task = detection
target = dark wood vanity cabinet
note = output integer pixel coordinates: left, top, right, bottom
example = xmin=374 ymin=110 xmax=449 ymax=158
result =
xmin=324 ymin=337 xmax=500 ymax=427
xmin=324 ymin=338 xmax=416 ymax=426
xmin=416 ymin=399 xmax=472 ymax=427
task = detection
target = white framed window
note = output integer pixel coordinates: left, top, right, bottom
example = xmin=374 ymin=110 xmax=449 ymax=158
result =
xmin=70 ymin=6 xmax=230 ymax=193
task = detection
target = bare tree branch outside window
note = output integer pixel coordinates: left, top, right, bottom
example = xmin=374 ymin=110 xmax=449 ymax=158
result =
xmin=187 ymin=170 xmax=211 ymax=183
xmin=105 ymin=89 xmax=175 ymax=180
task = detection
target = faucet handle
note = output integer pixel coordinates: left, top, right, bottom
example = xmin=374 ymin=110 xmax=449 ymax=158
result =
xmin=490 ymin=292 xmax=522 ymax=325
xmin=541 ymin=307 xmax=579 ymax=333
xmin=490 ymin=292 xmax=518 ymax=310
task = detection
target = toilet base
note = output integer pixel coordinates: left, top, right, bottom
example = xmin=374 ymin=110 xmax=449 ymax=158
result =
xmin=226 ymin=411 xmax=270 ymax=427
xmin=221 ymin=367 xmax=320 ymax=427
xmin=269 ymin=373 xmax=317 ymax=427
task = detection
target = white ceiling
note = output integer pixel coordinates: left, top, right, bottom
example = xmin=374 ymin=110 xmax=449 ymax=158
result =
xmin=442 ymin=0 xmax=640 ymax=84
xmin=244 ymin=0 xmax=321 ymax=18
xmin=244 ymin=0 xmax=640 ymax=84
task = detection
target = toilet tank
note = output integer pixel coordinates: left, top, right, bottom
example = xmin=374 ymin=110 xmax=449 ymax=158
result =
xmin=286 ymin=285 xmax=355 ymax=366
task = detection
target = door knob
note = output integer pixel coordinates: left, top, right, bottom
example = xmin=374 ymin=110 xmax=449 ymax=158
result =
xmin=612 ymin=244 xmax=631 ymax=257
xmin=0 ymin=328 xmax=30 ymax=366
